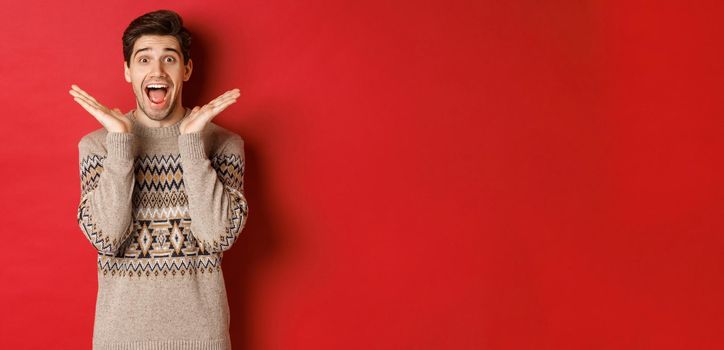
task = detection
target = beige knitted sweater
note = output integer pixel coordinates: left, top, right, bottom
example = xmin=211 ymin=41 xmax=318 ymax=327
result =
xmin=77 ymin=107 xmax=249 ymax=350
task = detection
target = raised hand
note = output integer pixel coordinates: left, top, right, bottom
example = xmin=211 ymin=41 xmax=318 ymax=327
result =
xmin=69 ymin=84 xmax=132 ymax=133
xmin=180 ymin=88 xmax=241 ymax=134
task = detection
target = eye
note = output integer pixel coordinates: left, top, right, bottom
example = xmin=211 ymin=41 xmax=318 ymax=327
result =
xmin=165 ymin=56 xmax=176 ymax=63
xmin=139 ymin=57 xmax=148 ymax=63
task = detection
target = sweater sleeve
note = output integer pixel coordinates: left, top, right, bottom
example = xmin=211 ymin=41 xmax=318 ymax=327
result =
xmin=178 ymin=131 xmax=249 ymax=254
xmin=77 ymin=132 xmax=136 ymax=256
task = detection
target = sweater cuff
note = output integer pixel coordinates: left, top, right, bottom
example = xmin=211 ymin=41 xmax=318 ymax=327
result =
xmin=178 ymin=132 xmax=208 ymax=159
xmin=105 ymin=132 xmax=135 ymax=160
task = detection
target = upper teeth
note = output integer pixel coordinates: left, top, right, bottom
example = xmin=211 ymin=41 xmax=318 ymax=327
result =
xmin=147 ymin=84 xmax=167 ymax=89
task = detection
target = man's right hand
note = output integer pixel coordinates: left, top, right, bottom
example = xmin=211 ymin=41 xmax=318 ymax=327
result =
xmin=69 ymin=84 xmax=132 ymax=133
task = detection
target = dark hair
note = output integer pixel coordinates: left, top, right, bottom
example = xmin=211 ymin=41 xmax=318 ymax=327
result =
xmin=122 ymin=9 xmax=192 ymax=67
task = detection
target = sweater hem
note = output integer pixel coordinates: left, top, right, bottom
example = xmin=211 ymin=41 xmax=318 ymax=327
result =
xmin=93 ymin=337 xmax=230 ymax=350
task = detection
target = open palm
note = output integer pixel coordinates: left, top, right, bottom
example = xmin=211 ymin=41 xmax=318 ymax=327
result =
xmin=180 ymin=88 xmax=241 ymax=134
xmin=69 ymin=84 xmax=132 ymax=133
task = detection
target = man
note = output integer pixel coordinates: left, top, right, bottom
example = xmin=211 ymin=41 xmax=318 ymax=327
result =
xmin=69 ymin=9 xmax=248 ymax=350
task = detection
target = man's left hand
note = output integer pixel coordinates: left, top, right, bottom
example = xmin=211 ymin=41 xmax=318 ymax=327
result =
xmin=180 ymin=88 xmax=241 ymax=134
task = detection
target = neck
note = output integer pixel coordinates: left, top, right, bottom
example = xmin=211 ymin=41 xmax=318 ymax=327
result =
xmin=132 ymin=100 xmax=186 ymax=128
xmin=128 ymin=106 xmax=190 ymax=137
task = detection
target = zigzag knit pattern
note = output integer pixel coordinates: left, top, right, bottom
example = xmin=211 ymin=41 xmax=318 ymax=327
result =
xmin=77 ymin=152 xmax=248 ymax=279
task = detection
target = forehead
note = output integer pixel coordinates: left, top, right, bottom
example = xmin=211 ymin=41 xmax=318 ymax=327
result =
xmin=132 ymin=35 xmax=181 ymax=53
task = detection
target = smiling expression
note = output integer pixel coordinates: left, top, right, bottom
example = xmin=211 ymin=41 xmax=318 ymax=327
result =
xmin=124 ymin=35 xmax=192 ymax=121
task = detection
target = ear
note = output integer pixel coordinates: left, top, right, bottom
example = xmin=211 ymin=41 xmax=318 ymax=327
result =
xmin=124 ymin=61 xmax=131 ymax=83
xmin=183 ymin=58 xmax=193 ymax=82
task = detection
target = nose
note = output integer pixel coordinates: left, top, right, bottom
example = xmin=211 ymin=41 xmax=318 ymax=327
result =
xmin=149 ymin=59 xmax=167 ymax=78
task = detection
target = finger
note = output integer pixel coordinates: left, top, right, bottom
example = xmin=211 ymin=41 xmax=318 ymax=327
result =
xmin=215 ymin=92 xmax=241 ymax=105
xmin=196 ymin=99 xmax=236 ymax=123
xmin=69 ymin=88 xmax=102 ymax=110
xmin=210 ymin=98 xmax=238 ymax=114
xmin=226 ymin=88 xmax=241 ymax=97
xmin=210 ymin=94 xmax=240 ymax=107
xmin=209 ymin=100 xmax=236 ymax=117
xmin=206 ymin=95 xmax=231 ymax=107
xmin=72 ymin=95 xmax=99 ymax=112
xmin=72 ymin=96 xmax=112 ymax=121
xmin=209 ymin=98 xmax=237 ymax=110
xmin=217 ymin=88 xmax=240 ymax=97
xmin=202 ymin=93 xmax=238 ymax=112
xmin=69 ymin=89 xmax=98 ymax=107
xmin=186 ymin=107 xmax=202 ymax=120
xmin=71 ymin=85 xmax=103 ymax=108
xmin=187 ymin=106 xmax=201 ymax=117
xmin=224 ymin=89 xmax=241 ymax=99
xmin=210 ymin=89 xmax=240 ymax=104
xmin=73 ymin=97 xmax=105 ymax=122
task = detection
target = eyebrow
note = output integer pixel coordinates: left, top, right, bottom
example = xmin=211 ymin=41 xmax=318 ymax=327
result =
xmin=133 ymin=47 xmax=181 ymax=59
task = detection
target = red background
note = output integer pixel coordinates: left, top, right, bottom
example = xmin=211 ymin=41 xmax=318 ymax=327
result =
xmin=1 ymin=0 xmax=723 ymax=349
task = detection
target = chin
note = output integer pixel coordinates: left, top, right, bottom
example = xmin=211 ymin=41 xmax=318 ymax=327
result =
xmin=137 ymin=97 xmax=176 ymax=120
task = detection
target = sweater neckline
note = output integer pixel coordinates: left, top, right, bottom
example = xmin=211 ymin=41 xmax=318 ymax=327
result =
xmin=128 ymin=107 xmax=191 ymax=137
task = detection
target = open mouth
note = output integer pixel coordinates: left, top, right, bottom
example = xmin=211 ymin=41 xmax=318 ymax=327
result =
xmin=144 ymin=83 xmax=169 ymax=107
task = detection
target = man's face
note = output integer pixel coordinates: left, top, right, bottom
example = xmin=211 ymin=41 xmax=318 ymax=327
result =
xmin=124 ymin=35 xmax=192 ymax=121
